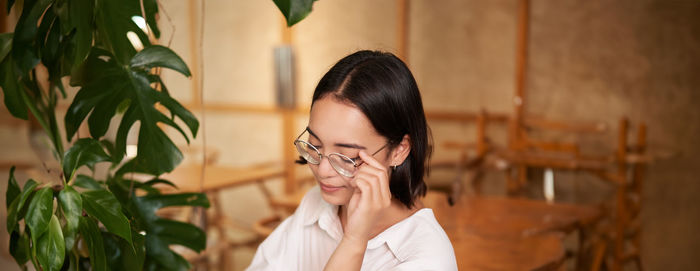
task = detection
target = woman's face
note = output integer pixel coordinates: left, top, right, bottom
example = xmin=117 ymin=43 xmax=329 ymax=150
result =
xmin=306 ymin=96 xmax=391 ymax=206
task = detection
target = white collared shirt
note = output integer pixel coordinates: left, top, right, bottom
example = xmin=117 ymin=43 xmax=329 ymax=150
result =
xmin=246 ymin=186 xmax=458 ymax=271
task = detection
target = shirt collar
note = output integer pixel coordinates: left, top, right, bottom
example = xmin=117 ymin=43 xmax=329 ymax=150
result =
xmin=301 ymin=186 xmax=433 ymax=261
xmin=302 ymin=186 xmax=335 ymax=226
xmin=302 ymin=187 xmax=343 ymax=240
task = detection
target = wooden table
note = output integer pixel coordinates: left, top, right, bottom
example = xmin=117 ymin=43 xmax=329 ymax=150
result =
xmin=451 ymin=232 xmax=566 ymax=271
xmin=424 ymin=192 xmax=602 ymax=271
xmin=149 ymin=163 xmax=285 ymax=193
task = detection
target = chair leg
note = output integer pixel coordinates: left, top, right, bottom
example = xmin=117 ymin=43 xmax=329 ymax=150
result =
xmin=590 ymin=241 xmax=606 ymax=271
xmin=634 ymin=255 xmax=644 ymax=271
xmin=506 ymin=168 xmax=520 ymax=195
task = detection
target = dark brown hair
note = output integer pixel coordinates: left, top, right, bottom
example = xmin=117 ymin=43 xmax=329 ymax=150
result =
xmin=311 ymin=50 xmax=431 ymax=208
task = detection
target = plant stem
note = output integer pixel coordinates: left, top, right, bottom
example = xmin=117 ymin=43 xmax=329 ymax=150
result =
xmin=30 ymin=238 xmax=39 ymax=271
xmin=47 ymin=82 xmax=65 ymax=160
xmin=72 ymin=247 xmax=79 ymax=271
xmin=19 ymin=84 xmax=52 ymax=145
xmin=19 ymin=79 xmax=66 ymax=183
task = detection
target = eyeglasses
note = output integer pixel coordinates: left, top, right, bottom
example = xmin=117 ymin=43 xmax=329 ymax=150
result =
xmin=294 ymin=128 xmax=388 ymax=177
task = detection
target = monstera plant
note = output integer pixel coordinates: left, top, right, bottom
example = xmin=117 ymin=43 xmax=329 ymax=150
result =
xmin=1 ymin=0 xmax=207 ymax=270
xmin=1 ymin=0 xmax=315 ymax=270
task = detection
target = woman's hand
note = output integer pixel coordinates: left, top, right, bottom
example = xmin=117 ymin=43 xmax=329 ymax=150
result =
xmin=323 ymin=150 xmax=393 ymax=271
xmin=343 ymin=150 xmax=393 ymax=243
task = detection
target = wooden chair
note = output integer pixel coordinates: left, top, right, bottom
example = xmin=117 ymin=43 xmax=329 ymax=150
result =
xmin=434 ymin=113 xmax=649 ymax=270
xmin=503 ymin=117 xmax=648 ymax=271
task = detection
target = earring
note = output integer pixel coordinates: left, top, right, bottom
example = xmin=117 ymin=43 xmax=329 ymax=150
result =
xmin=392 ymin=165 xmax=398 ymax=170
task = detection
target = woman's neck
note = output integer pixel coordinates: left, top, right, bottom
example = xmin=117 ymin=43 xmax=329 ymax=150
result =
xmin=338 ymin=198 xmax=424 ymax=240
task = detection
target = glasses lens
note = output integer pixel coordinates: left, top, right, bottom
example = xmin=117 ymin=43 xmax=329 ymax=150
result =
xmin=295 ymin=141 xmax=321 ymax=164
xmin=329 ymin=154 xmax=356 ymax=177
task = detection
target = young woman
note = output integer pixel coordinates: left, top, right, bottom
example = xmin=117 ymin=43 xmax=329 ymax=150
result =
xmin=247 ymin=50 xmax=457 ymax=270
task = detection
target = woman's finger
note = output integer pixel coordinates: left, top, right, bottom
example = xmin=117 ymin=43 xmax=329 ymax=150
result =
xmin=354 ymin=172 xmax=382 ymax=208
xmin=353 ymin=178 xmax=373 ymax=211
xmin=356 ymin=165 xmax=391 ymax=204
xmin=358 ymin=150 xmax=387 ymax=171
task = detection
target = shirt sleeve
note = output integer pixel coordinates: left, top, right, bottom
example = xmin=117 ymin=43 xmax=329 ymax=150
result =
xmin=245 ymin=215 xmax=295 ymax=271
xmin=387 ymin=225 xmax=458 ymax=271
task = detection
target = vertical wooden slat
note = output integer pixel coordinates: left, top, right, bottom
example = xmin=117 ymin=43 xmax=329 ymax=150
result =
xmin=507 ymin=0 xmax=531 ymax=195
xmin=613 ymin=117 xmax=629 ymax=271
xmin=510 ymin=0 xmax=530 ymax=150
xmin=281 ymin=16 xmax=297 ymax=194
xmin=476 ymin=110 xmax=487 ymax=156
xmin=188 ymin=0 xmax=201 ymax=106
xmin=633 ymin=123 xmax=646 ymax=197
xmin=283 ymin=109 xmax=296 ymax=194
xmin=631 ymin=123 xmax=646 ymax=268
xmin=396 ymin=0 xmax=410 ymax=64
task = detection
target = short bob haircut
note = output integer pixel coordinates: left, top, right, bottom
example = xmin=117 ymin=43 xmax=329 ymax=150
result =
xmin=310 ymin=50 xmax=432 ymax=208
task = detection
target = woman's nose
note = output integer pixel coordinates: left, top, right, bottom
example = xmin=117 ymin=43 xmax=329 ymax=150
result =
xmin=316 ymin=155 xmax=338 ymax=177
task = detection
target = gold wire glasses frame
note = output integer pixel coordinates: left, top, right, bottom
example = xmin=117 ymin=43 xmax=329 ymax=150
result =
xmin=293 ymin=129 xmax=388 ymax=177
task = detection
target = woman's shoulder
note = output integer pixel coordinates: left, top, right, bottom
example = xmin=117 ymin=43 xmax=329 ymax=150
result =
xmin=382 ymin=209 xmax=457 ymax=267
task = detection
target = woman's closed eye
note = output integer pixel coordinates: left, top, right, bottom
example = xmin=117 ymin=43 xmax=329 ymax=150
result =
xmin=307 ymin=139 xmax=322 ymax=149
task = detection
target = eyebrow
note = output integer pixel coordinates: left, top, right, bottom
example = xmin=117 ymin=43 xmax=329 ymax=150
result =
xmin=306 ymin=127 xmax=367 ymax=150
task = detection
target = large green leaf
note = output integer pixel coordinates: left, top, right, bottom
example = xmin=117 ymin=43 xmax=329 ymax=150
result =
xmin=36 ymin=8 xmax=71 ymax=98
xmin=69 ymin=0 xmax=95 ymax=69
xmin=58 ymin=185 xmax=82 ymax=250
xmin=103 ymin=231 xmax=145 ymax=271
xmin=9 ymin=230 xmax=30 ymax=266
xmin=142 ymin=0 xmax=161 ymax=39
xmin=37 ymin=215 xmax=66 ymax=271
xmin=73 ymin=174 xmax=103 ymax=190
xmin=0 ymin=53 xmax=28 ymax=120
xmin=6 ymin=166 xmax=20 ymax=209
xmin=94 ymin=0 xmax=151 ymax=65
xmin=11 ymin=0 xmax=52 ymax=73
xmin=37 ymin=6 xmax=59 ymax=69
xmin=81 ymin=189 xmax=132 ymax=244
xmin=0 ymin=33 xmax=11 ymax=61
xmin=144 ymin=178 xmax=178 ymax=190
xmin=65 ymin=47 xmax=197 ymax=176
xmin=273 ymin=0 xmax=318 ymax=26
xmin=62 ymin=138 xmax=111 ymax=179
xmin=145 ymin=233 xmax=190 ymax=271
xmin=78 ymin=216 xmax=107 ymax=271
xmin=130 ymin=45 xmax=191 ymax=77
xmin=25 ymin=186 xmax=53 ymax=246
xmin=6 ymin=179 xmax=38 ymax=233
xmin=131 ymin=193 xmax=208 ymax=252
xmin=151 ymin=219 xmax=206 ymax=252
xmin=107 ymin=178 xmax=208 ymax=270
xmin=133 ymin=193 xmax=210 ymax=222
xmin=110 ymin=178 xmax=208 ymax=230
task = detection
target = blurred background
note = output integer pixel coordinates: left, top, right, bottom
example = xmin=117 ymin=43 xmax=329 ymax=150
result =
xmin=1 ymin=0 xmax=699 ymax=270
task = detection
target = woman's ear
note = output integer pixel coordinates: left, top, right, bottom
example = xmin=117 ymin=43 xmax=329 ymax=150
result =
xmin=390 ymin=135 xmax=411 ymax=167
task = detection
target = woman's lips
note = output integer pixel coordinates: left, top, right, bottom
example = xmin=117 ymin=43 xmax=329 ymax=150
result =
xmin=320 ymin=183 xmax=343 ymax=193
